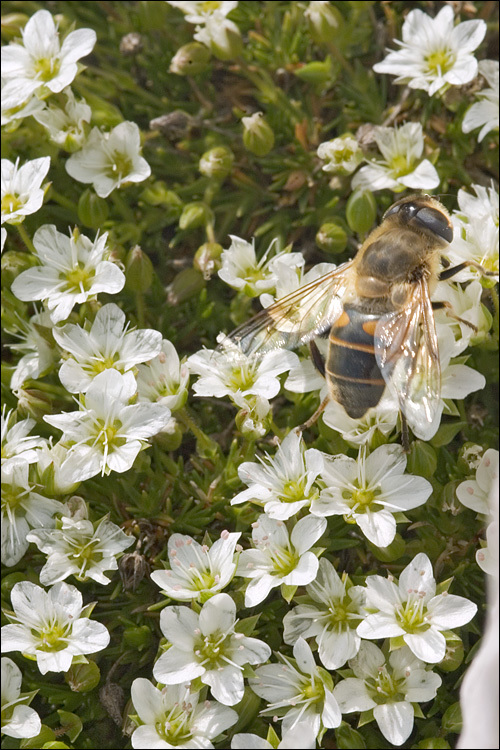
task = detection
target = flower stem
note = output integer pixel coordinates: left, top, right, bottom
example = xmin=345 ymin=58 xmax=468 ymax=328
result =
xmin=135 ymin=290 xmax=145 ymax=327
xmin=16 ymin=223 xmax=36 ymax=254
xmin=50 ymin=189 xmax=79 ymax=214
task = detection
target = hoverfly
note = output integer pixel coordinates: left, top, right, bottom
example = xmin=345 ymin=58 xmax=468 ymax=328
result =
xmin=224 ymin=195 xmax=491 ymax=449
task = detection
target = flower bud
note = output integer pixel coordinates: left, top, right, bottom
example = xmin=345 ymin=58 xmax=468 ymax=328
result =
xmin=305 ymin=1 xmax=341 ymax=44
xmin=0 ymin=13 xmax=29 ymax=40
xmin=170 ymin=42 xmax=211 ymax=75
xmin=242 ymin=112 xmax=275 ymax=157
xmin=316 ymin=222 xmax=347 ymax=254
xmin=345 ymin=189 xmax=377 ymax=235
xmin=65 ymin=661 xmax=101 ymax=692
xmin=200 ymin=17 xmax=243 ymax=61
xmin=194 ymin=242 xmax=223 ymax=279
xmin=317 ymin=134 xmax=364 ymax=175
xmin=154 ymin=422 xmax=184 ymax=451
xmin=141 ymin=181 xmax=183 ymax=212
xmin=16 ymin=387 xmax=56 ymax=420
xmin=179 ymin=201 xmax=214 ymax=231
xmin=125 ymin=245 xmax=154 ymax=292
xmin=122 ymin=625 xmax=153 ymax=651
xmin=77 ymin=189 xmax=109 ymax=229
xmin=368 ymin=532 xmax=405 ymax=562
xmin=294 ymin=58 xmax=334 ymax=87
xmin=167 ymin=268 xmax=205 ymax=305
xmin=199 ymin=146 xmax=234 ymax=180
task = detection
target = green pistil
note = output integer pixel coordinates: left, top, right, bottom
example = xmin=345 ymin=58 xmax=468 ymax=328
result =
xmin=64 ymin=264 xmax=94 ymax=293
xmin=37 ymin=623 xmax=69 ymax=652
xmin=425 ymin=48 xmax=455 ymax=76
xmin=366 ymin=665 xmax=405 ymax=705
xmin=107 ymin=152 xmax=132 ymax=180
xmin=281 ymin=478 xmax=311 ymax=503
xmin=395 ymin=595 xmax=430 ymax=634
xmin=342 ymin=481 xmax=382 ymax=514
xmin=271 ymin=546 xmax=298 ymax=577
xmin=1 ymin=193 xmax=23 ymax=215
xmin=34 ymin=56 xmax=60 ymax=81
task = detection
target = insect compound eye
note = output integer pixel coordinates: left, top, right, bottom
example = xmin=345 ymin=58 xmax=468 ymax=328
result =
xmin=384 ymin=199 xmax=420 ymax=220
xmin=413 ymin=206 xmax=453 ymax=243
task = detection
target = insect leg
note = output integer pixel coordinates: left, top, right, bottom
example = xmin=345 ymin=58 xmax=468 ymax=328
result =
xmin=296 ymin=396 xmax=330 ymax=433
xmin=400 ymin=409 xmax=410 ymax=453
xmin=309 ymin=340 xmax=326 ymax=378
xmin=439 ymin=260 xmax=496 ymax=281
xmin=432 ymin=301 xmax=478 ymax=332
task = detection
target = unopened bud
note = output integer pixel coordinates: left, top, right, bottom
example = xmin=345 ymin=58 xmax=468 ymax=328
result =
xmin=242 ymin=112 xmax=275 ymax=157
xmin=179 ymin=201 xmax=213 ymax=231
xmin=65 ymin=661 xmax=101 ymax=692
xmin=167 ymin=268 xmax=205 ymax=305
xmin=78 ymin=189 xmax=109 ymax=229
xmin=316 ymin=222 xmax=347 ymax=254
xmin=0 ymin=13 xmax=29 ymax=40
xmin=194 ymin=242 xmax=223 ymax=279
xmin=170 ymin=42 xmax=211 ymax=75
xmin=199 ymin=146 xmax=234 ymax=180
xmin=305 ymin=1 xmax=341 ymax=44
xmin=294 ymin=58 xmax=334 ymax=86
xmin=125 ymin=245 xmax=154 ymax=292
xmin=1 ymin=250 xmax=38 ymax=288
xmin=345 ymin=189 xmax=377 ymax=235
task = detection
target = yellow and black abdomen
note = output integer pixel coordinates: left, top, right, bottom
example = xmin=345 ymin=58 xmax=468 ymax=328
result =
xmin=326 ymin=304 xmax=386 ymax=419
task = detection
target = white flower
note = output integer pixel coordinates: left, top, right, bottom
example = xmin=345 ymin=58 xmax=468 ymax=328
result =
xmin=333 ymin=642 xmax=442 ymax=747
xmin=44 ymin=370 xmax=172 ymax=482
xmin=150 ymin=530 xmax=241 ymax=602
xmin=65 ymin=122 xmax=151 ymax=198
xmin=311 ymin=445 xmax=432 ymax=548
xmin=1 ymin=77 xmax=46 ymax=129
xmin=130 ymin=678 xmax=238 ymax=749
xmin=231 ymin=392 xmax=273 ymax=439
xmin=283 ymin=557 xmax=366 ymax=670
xmin=0 ymin=10 xmax=96 ymax=106
xmin=166 ymin=1 xmax=238 ymax=24
xmin=1 ymin=460 xmax=64 ymax=567
xmin=8 ymin=310 xmax=56 ymax=392
xmin=33 ymin=441 xmax=82 ymax=495
xmin=33 ymin=87 xmax=92 ymax=152
xmin=218 ymin=235 xmax=304 ymax=297
xmin=153 ymin=593 xmax=271 ymax=706
xmin=1 ymin=156 xmax=50 ymax=225
xmin=231 ymin=431 xmax=324 ymax=521
xmin=373 ymin=5 xmax=486 ymax=97
xmin=456 ymin=448 xmax=499 ymax=515
xmin=249 ymin=637 xmax=341 ymax=735
xmin=476 ymin=521 xmax=498 ymax=576
xmin=259 ymin=261 xmax=335 ymax=310
xmin=446 ymin=183 xmax=499 ymax=280
xmin=1 ymin=581 xmax=110 ymax=675
xmin=351 ymin=122 xmax=439 ymax=193
xmin=26 ymin=515 xmax=134 ymax=586
xmin=462 ymin=59 xmax=499 ymax=141
xmin=11 ymin=225 xmax=126 ymax=324
xmin=322 ymin=394 xmax=399 ymax=448
xmin=137 ymin=339 xmax=190 ymax=411
xmin=356 ymin=552 xmax=478 ymax=663
xmin=434 ymin=279 xmax=491 ymax=355
xmin=188 ymin=343 xmax=299 ymax=401
xmin=317 ymin=136 xmax=363 ymax=175
xmin=53 ymin=303 xmax=162 ymax=393
xmin=231 ymin=723 xmax=317 ymax=750
xmin=235 ymin=514 xmax=327 ymax=607
xmin=194 ymin=12 xmax=242 ymax=59
xmin=1 ymin=657 xmax=41 ymax=739
xmin=1 ymin=407 xmax=47 ymax=466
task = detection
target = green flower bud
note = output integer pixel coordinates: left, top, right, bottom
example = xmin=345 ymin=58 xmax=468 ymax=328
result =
xmin=169 ymin=42 xmax=211 ymax=76
xmin=194 ymin=242 xmax=223 ymax=279
xmin=16 ymin=387 xmax=57 ymax=420
xmin=305 ymin=1 xmax=341 ymax=44
xmin=154 ymin=423 xmax=184 ymax=451
xmin=65 ymin=661 xmax=101 ymax=692
xmin=242 ymin=112 xmax=275 ymax=157
xmin=122 ymin=625 xmax=153 ymax=651
xmin=77 ymin=189 xmax=109 ymax=229
xmin=167 ymin=268 xmax=205 ymax=305
xmin=125 ymin=245 xmax=154 ymax=292
xmin=204 ymin=19 xmax=243 ymax=61
xmin=141 ymin=181 xmax=183 ymax=211
xmin=316 ymin=222 xmax=347 ymax=254
xmin=439 ymin=632 xmax=464 ymax=672
xmin=368 ymin=533 xmax=405 ymax=561
xmin=294 ymin=58 xmax=334 ymax=86
xmin=229 ymin=688 xmax=262 ymax=734
xmin=345 ymin=189 xmax=377 ymax=235
xmin=1 ymin=250 xmax=38 ymax=288
xmin=335 ymin=722 xmax=367 ymax=750
xmin=179 ymin=201 xmax=214 ymax=231
xmin=199 ymin=146 xmax=234 ymax=180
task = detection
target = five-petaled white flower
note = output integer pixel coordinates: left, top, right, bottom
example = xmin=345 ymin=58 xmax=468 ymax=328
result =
xmin=1 ymin=407 xmax=47 ymax=467
xmin=65 ymin=122 xmax=151 ymax=198
xmin=1 ymin=581 xmax=110 ymax=675
xmin=351 ymin=122 xmax=439 ymax=193
xmin=130 ymin=678 xmax=238 ymax=750
xmin=0 ymin=9 xmax=96 ymax=107
xmin=434 ymin=279 xmax=491 ymax=355
xmin=311 ymin=445 xmax=432 ymax=548
xmin=136 ymin=339 xmax=190 ymax=412
xmin=333 ymin=642 xmax=442 ymax=747
xmin=8 ymin=310 xmax=56 ymax=392
xmin=356 ymin=552 xmax=478 ymax=663
xmin=1 ymin=459 xmax=64 ymax=567
xmin=153 ymin=593 xmax=271 ymax=706
xmin=150 ymin=530 xmax=241 ymax=602
xmin=283 ymin=557 xmax=366 ymax=670
xmin=1 ymin=157 xmax=50 ymax=225
xmin=27 ymin=515 xmax=134 ymax=586
xmin=11 ymin=225 xmax=126 ymax=324
xmin=249 ymin=637 xmax=341 ymax=735
xmin=44 ymin=370 xmax=172 ymax=481
xmin=462 ymin=60 xmax=499 ymax=142
xmin=456 ymin=448 xmax=499 ymax=516
xmin=317 ymin=135 xmax=363 ymax=175
xmin=33 ymin=87 xmax=92 ymax=152
xmin=235 ymin=514 xmax=327 ymax=607
xmin=373 ymin=6 xmax=486 ymax=97
xmin=1 ymin=657 xmax=41 ymax=740
xmin=231 ymin=430 xmax=324 ymax=521
xmin=53 ymin=303 xmax=162 ymax=393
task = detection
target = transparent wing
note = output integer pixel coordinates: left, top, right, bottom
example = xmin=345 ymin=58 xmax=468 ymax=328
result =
xmin=222 ymin=261 xmax=355 ymax=357
xmin=374 ymin=279 xmax=441 ymax=430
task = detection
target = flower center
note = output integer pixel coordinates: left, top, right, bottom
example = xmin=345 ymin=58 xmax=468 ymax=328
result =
xmin=37 ymin=622 xmax=70 ymax=652
xmin=389 ymin=154 xmax=412 ymax=176
xmin=34 ymin=56 xmax=60 ymax=82
xmin=394 ymin=592 xmax=430 ymax=633
xmin=107 ymin=152 xmax=133 ymax=181
xmin=201 ymin=1 xmax=224 ymax=13
xmin=64 ymin=264 xmax=94 ymax=293
xmin=227 ymin=363 xmax=257 ymax=391
xmin=194 ymin=630 xmax=231 ymax=669
xmin=1 ymin=192 xmax=23 ymax=215
xmin=366 ymin=664 xmax=405 ymax=705
xmin=156 ymin=702 xmax=193 ymax=745
xmin=342 ymin=480 xmax=382 ymax=515
xmin=92 ymin=354 xmax=122 ymax=374
xmin=270 ymin=545 xmax=298 ymax=577
xmin=281 ymin=478 xmax=313 ymax=504
xmin=425 ymin=48 xmax=455 ymax=76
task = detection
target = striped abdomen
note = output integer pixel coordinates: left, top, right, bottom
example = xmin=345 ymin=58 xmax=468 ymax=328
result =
xmin=326 ymin=304 xmax=386 ymax=419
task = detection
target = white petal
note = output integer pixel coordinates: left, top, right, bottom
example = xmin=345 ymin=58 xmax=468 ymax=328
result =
xmin=333 ymin=677 xmax=375 ymax=712
xmin=427 ymin=594 xmax=477 ymax=629
xmin=373 ymin=702 xmax=414 ymax=746
xmin=404 ymin=628 xmax=446 ymax=663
